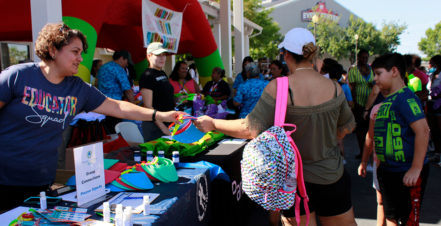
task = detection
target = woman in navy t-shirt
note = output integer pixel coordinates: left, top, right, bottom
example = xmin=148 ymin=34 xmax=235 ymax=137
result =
xmin=0 ymin=23 xmax=179 ymax=211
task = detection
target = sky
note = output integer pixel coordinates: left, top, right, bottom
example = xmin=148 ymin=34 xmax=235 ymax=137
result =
xmin=334 ymin=0 xmax=441 ymax=57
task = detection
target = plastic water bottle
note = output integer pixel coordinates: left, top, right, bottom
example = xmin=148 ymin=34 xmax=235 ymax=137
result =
xmin=103 ymin=202 xmax=110 ymax=223
xmin=283 ymin=170 xmax=297 ymax=192
xmin=115 ymin=204 xmax=123 ymax=226
xmin=158 ymin=150 xmax=164 ymax=158
xmin=147 ymin=151 xmax=153 ymax=162
xmin=133 ymin=150 xmax=141 ymax=162
xmin=172 ymin=151 xmax=180 ymax=167
xmin=40 ymin=191 xmax=47 ymax=210
xmin=143 ymin=195 xmax=150 ymax=216
xmin=123 ymin=206 xmax=133 ymax=226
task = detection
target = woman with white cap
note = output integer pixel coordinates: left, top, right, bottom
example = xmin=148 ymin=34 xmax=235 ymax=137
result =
xmin=195 ymin=28 xmax=356 ymax=225
xmin=139 ymin=42 xmax=176 ymax=142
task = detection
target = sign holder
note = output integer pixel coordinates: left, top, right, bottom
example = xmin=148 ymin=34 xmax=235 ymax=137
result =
xmin=73 ymin=142 xmax=106 ymax=207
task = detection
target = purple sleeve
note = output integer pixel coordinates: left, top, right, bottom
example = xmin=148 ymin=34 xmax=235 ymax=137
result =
xmin=431 ymin=84 xmax=441 ymax=98
xmin=431 ymin=84 xmax=441 ymax=110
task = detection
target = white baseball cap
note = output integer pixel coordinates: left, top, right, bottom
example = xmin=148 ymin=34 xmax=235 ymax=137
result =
xmin=278 ymin=28 xmax=315 ymax=55
xmin=147 ymin=42 xmax=168 ymax=55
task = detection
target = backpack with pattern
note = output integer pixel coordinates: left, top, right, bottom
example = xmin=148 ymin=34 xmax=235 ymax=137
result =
xmin=241 ymin=77 xmax=309 ymax=225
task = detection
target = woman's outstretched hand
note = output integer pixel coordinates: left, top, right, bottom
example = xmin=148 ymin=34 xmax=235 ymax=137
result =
xmin=194 ymin=115 xmax=215 ymax=133
xmin=158 ymin=111 xmax=183 ymax=124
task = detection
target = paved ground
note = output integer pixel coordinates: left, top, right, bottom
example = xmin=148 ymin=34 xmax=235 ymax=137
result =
xmin=343 ymin=133 xmax=441 ymax=226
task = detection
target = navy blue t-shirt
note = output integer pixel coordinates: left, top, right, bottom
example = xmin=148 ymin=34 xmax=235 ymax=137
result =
xmin=374 ymin=87 xmax=427 ymax=172
xmin=0 ymin=63 xmax=106 ymax=186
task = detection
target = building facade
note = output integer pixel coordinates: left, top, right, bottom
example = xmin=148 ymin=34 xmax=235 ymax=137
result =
xmin=264 ymin=0 xmax=357 ymax=35
xmin=264 ymin=0 xmax=360 ymax=69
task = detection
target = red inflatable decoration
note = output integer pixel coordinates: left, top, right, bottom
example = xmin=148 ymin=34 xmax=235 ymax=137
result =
xmin=0 ymin=0 xmax=223 ymax=85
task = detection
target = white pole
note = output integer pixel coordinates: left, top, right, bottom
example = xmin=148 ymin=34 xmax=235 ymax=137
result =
xmin=30 ymin=0 xmax=63 ymax=62
xmin=233 ymin=0 xmax=245 ymax=75
xmin=220 ymin=0 xmax=232 ymax=79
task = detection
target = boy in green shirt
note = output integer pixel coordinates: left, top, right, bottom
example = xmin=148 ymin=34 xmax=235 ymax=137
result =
xmin=371 ymin=53 xmax=430 ymax=225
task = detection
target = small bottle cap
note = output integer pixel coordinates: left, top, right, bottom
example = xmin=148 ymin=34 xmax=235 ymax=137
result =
xmin=147 ymin=151 xmax=154 ymax=161
xmin=40 ymin=191 xmax=46 ymax=197
xmin=143 ymin=195 xmax=150 ymax=203
xmin=134 ymin=150 xmax=141 ymax=161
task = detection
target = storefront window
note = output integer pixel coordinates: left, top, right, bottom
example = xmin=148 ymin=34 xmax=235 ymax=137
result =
xmin=0 ymin=42 xmax=32 ymax=71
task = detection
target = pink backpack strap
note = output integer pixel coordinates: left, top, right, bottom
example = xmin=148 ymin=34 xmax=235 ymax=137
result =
xmin=275 ymin=77 xmax=310 ymax=225
xmin=293 ymin=138 xmax=310 ymax=226
xmin=286 ymin=135 xmax=309 ymax=226
xmin=275 ymin=77 xmax=289 ymax=127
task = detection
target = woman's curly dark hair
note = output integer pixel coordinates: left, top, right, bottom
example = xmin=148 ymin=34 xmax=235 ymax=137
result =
xmin=35 ymin=23 xmax=88 ymax=61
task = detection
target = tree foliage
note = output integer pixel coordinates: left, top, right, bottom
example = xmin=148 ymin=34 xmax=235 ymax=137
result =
xmin=244 ymin=0 xmax=282 ymax=60
xmin=311 ymin=17 xmax=349 ymax=60
xmin=310 ymin=15 xmax=406 ymax=63
xmin=379 ymin=23 xmax=406 ymax=53
xmin=9 ymin=46 xmax=28 ymax=65
xmin=418 ymin=21 xmax=441 ymax=57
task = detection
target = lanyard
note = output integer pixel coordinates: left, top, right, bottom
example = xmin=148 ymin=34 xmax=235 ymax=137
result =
xmin=209 ymin=81 xmax=219 ymax=94
xmin=178 ymin=80 xmax=188 ymax=94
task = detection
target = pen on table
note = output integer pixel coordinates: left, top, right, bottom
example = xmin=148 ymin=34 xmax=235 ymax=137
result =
xmin=123 ymin=197 xmax=144 ymax=200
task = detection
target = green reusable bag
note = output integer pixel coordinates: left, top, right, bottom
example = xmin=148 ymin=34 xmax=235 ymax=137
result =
xmin=139 ymin=142 xmax=155 ymax=154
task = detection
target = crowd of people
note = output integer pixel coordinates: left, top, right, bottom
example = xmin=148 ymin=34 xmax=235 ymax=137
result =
xmin=1 ymin=21 xmax=441 ymax=226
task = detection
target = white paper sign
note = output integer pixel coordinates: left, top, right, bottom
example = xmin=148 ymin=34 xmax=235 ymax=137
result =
xmin=73 ymin=142 xmax=106 ymax=206
xmin=142 ymin=0 xmax=183 ymax=53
